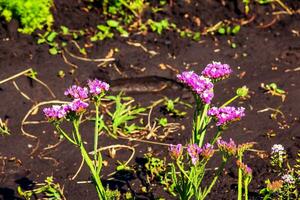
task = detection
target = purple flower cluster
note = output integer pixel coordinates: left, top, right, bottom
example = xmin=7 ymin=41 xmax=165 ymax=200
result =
xmin=208 ymin=106 xmax=245 ymax=126
xmin=177 ymin=71 xmax=214 ymax=104
xmin=43 ymin=99 xmax=89 ymax=120
xmin=200 ymin=143 xmax=215 ymax=159
xmin=88 ymin=79 xmax=110 ymax=96
xmin=64 ymin=85 xmax=88 ymax=99
xmin=186 ymin=143 xmax=214 ymax=165
xmin=67 ymin=99 xmax=89 ymax=112
xmin=169 ymin=144 xmax=183 ymax=159
xmin=44 ymin=79 xmax=109 ymax=120
xmin=202 ymin=61 xmax=232 ymax=80
xmin=217 ymin=138 xmax=237 ymax=156
xmin=43 ymin=105 xmax=67 ymax=120
xmin=187 ymin=144 xmax=202 ymax=165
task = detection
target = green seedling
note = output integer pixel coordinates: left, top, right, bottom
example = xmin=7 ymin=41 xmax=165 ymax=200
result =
xmin=218 ymin=25 xmax=240 ymax=35
xmin=261 ymin=82 xmax=286 ymax=101
xmin=158 ymin=117 xmax=168 ymax=127
xmin=144 ymin=153 xmax=166 ymax=182
xmin=37 ymin=31 xmax=60 ymax=55
xmin=163 ymin=97 xmax=189 ymax=117
xmin=147 ymin=19 xmax=169 ymax=35
xmin=18 ymin=176 xmax=65 ymax=200
xmin=106 ymin=92 xmax=146 ymax=135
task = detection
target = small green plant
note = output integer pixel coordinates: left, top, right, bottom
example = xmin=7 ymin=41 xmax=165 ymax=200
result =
xmin=147 ymin=19 xmax=169 ymax=35
xmin=37 ymin=31 xmax=60 ymax=55
xmin=144 ymin=153 xmax=166 ymax=182
xmin=261 ymin=82 xmax=286 ymax=101
xmin=163 ymin=97 xmax=189 ymax=117
xmin=0 ymin=0 xmax=54 ymax=34
xmin=18 ymin=176 xmax=65 ymax=200
xmin=218 ymin=24 xmax=241 ymax=35
xmin=260 ymin=144 xmax=299 ymax=199
xmin=106 ymin=92 xmax=146 ymax=135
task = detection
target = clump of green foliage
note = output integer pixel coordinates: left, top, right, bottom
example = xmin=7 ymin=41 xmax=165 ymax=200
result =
xmin=0 ymin=0 xmax=54 ymax=34
xmin=18 ymin=176 xmax=65 ymax=200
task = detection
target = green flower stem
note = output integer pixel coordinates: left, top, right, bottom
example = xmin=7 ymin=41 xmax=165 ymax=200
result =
xmin=210 ymin=129 xmax=222 ymax=145
xmin=198 ymin=104 xmax=209 ymax=147
xmin=221 ymin=95 xmax=239 ymax=108
xmin=176 ymin=160 xmax=193 ymax=184
xmin=244 ymin=178 xmax=248 ymax=200
xmin=55 ymin=125 xmax=77 ymax=145
xmin=94 ymin=102 xmax=100 ymax=163
xmin=193 ymin=95 xmax=202 ymax=144
xmin=73 ymin=120 xmax=106 ymax=200
xmin=238 ymin=154 xmax=243 ymax=200
xmin=201 ymin=158 xmax=227 ymax=200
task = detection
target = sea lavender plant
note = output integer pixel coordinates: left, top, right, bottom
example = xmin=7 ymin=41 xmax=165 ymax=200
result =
xmin=43 ymin=79 xmax=111 ymax=200
xmin=169 ymin=62 xmax=250 ymax=199
xmin=177 ymin=62 xmax=248 ymax=147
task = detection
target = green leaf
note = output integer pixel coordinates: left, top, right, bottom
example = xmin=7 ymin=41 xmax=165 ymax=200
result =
xmin=37 ymin=38 xmax=46 ymax=44
xmin=107 ymin=19 xmax=119 ymax=27
xmin=60 ymin=25 xmax=69 ymax=35
xmin=232 ymin=25 xmax=241 ymax=35
xmin=46 ymin=31 xmax=58 ymax=42
xmin=49 ymin=47 xmax=58 ymax=55
xmin=218 ymin=27 xmax=226 ymax=35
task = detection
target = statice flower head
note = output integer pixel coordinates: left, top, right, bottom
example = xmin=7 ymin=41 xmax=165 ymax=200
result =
xmin=236 ymin=160 xmax=252 ymax=177
xmin=169 ymin=144 xmax=183 ymax=160
xmin=267 ymin=180 xmax=283 ymax=192
xmin=64 ymin=85 xmax=89 ymax=99
xmin=43 ymin=105 xmax=67 ymax=120
xmin=208 ymin=106 xmax=245 ymax=127
xmin=281 ymin=174 xmax=295 ymax=185
xmin=202 ymin=61 xmax=232 ymax=80
xmin=270 ymin=144 xmax=286 ymax=167
xmin=88 ymin=79 xmax=110 ymax=96
xmin=217 ymin=138 xmax=237 ymax=156
xmin=177 ymin=71 xmax=214 ymax=104
xmin=66 ymin=99 xmax=89 ymax=113
xmin=200 ymin=143 xmax=214 ymax=160
xmin=187 ymin=144 xmax=202 ymax=165
xmin=271 ymin=144 xmax=285 ymax=155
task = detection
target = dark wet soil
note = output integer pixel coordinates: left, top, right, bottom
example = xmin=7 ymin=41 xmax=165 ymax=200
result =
xmin=0 ymin=0 xmax=300 ymax=199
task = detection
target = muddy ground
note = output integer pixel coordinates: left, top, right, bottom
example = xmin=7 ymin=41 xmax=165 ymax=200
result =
xmin=0 ymin=0 xmax=299 ymax=199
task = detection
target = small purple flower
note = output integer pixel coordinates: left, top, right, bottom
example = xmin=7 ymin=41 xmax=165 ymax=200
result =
xmin=200 ymin=143 xmax=214 ymax=159
xmin=177 ymin=71 xmax=214 ymax=104
xmin=217 ymin=138 xmax=237 ymax=156
xmin=208 ymin=106 xmax=245 ymax=127
xmin=187 ymin=144 xmax=202 ymax=165
xmin=43 ymin=105 xmax=67 ymax=120
xmin=281 ymin=174 xmax=295 ymax=184
xmin=169 ymin=144 xmax=183 ymax=159
xmin=66 ymin=99 xmax=89 ymax=113
xmin=88 ymin=79 xmax=110 ymax=96
xmin=202 ymin=61 xmax=232 ymax=80
xmin=64 ymin=85 xmax=89 ymax=99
